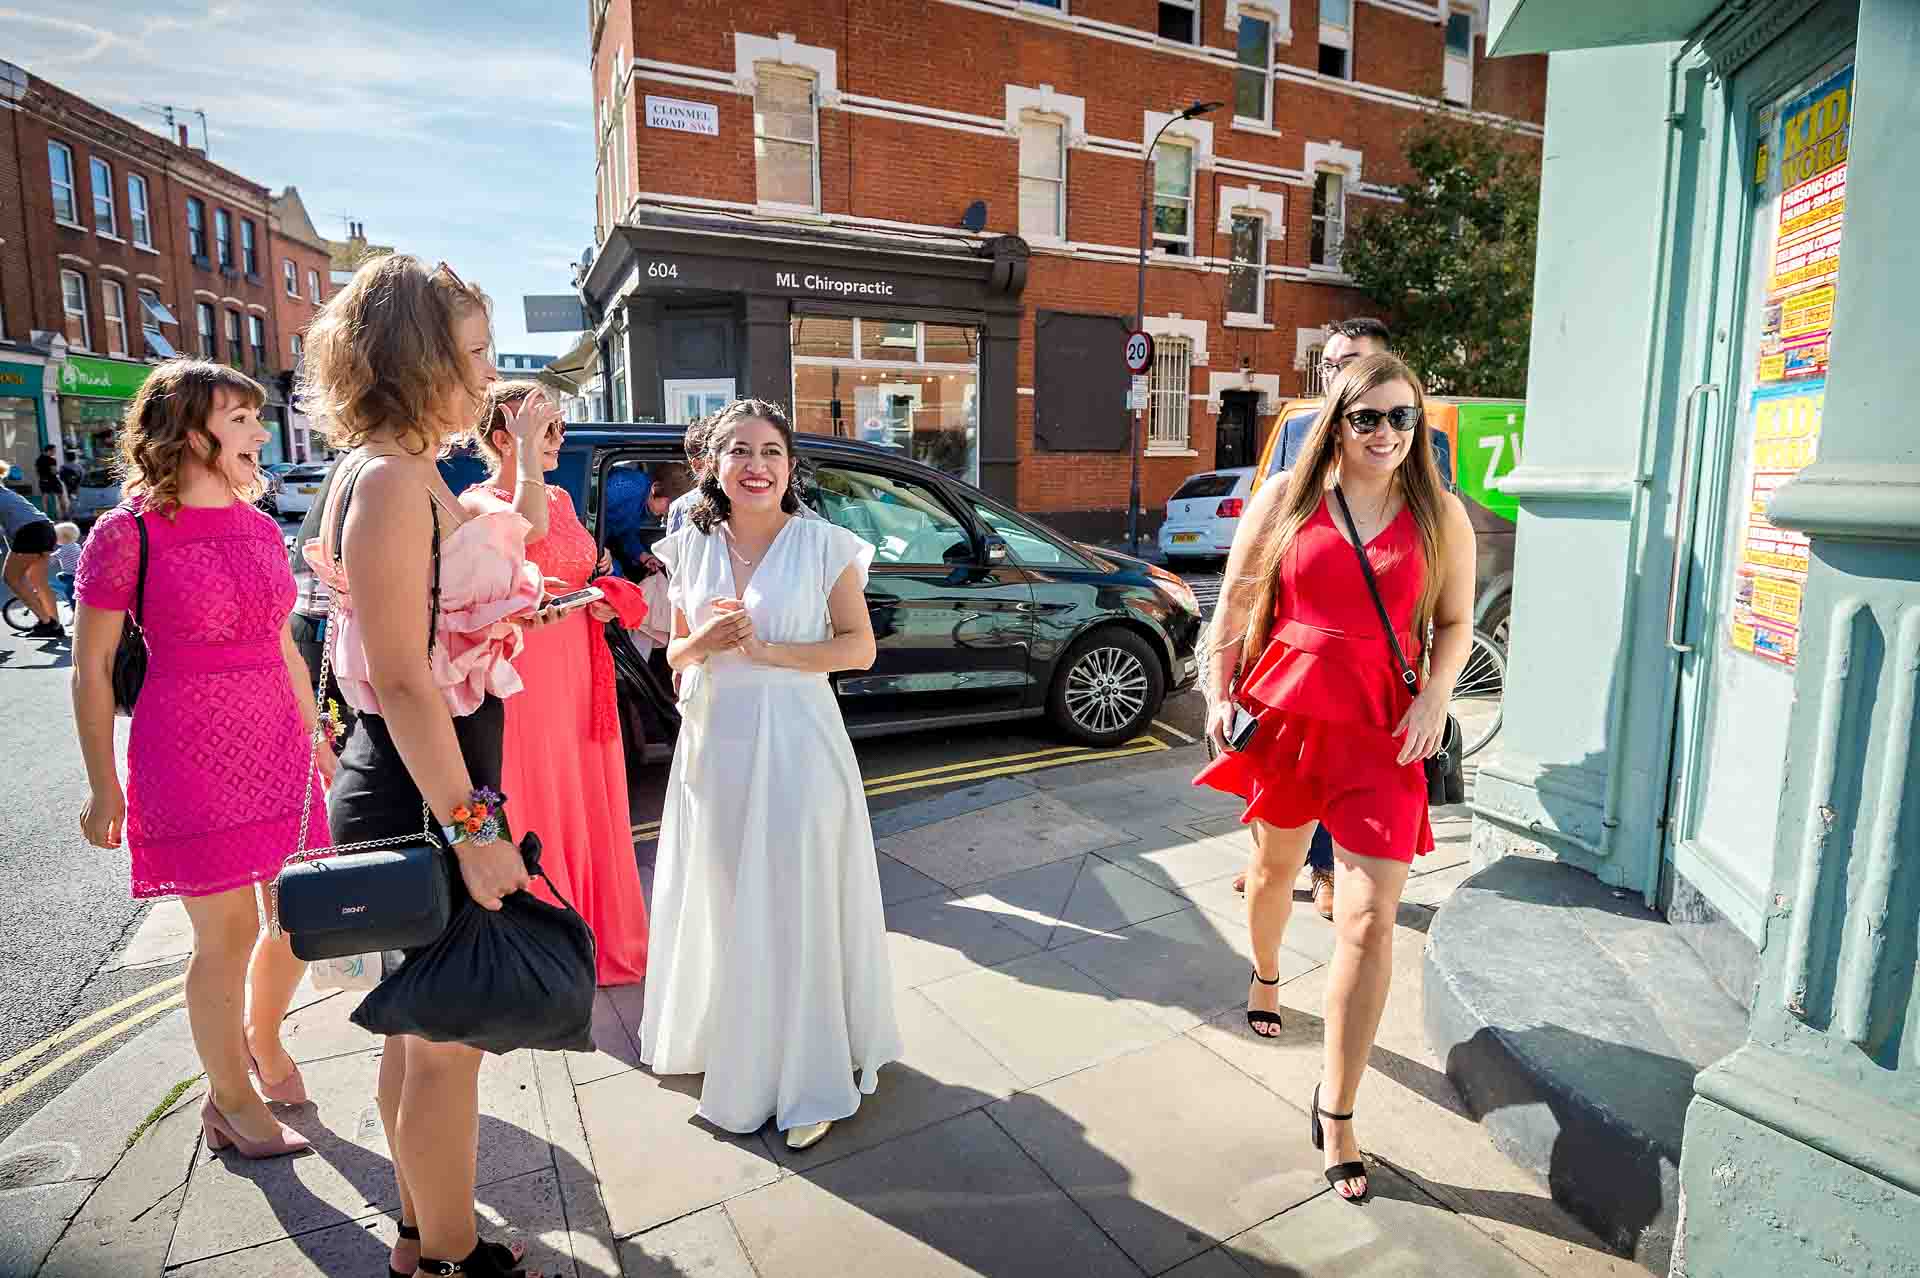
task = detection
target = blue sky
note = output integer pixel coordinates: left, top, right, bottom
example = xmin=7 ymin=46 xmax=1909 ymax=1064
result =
xmin=1 ymin=1 xmax=593 ymax=356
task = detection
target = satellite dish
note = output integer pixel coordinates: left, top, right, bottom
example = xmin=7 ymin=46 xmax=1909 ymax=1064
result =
xmin=961 ymin=200 xmax=988 ymax=232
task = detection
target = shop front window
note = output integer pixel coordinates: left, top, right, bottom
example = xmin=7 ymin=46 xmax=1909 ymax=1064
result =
xmin=790 ymin=315 xmax=980 ymax=484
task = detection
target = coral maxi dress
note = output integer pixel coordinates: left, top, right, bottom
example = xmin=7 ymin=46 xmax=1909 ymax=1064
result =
xmin=472 ymin=484 xmax=649 ymax=986
xmin=1194 ymin=496 xmax=1435 ymax=863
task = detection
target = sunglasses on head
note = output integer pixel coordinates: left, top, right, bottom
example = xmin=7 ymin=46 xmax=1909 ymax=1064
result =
xmin=1343 ymin=406 xmax=1422 ymax=435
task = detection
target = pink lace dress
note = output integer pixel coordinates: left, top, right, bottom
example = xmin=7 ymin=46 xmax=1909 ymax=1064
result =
xmin=75 ymin=500 xmax=328 ymax=899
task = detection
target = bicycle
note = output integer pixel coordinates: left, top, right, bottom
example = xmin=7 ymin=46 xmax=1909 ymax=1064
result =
xmin=2 ymin=571 xmax=76 ymax=633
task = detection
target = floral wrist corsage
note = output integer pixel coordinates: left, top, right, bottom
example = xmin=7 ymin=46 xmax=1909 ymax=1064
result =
xmin=447 ymin=786 xmax=507 ymax=846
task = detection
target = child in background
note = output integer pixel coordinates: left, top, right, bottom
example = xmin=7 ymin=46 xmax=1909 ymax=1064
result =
xmin=49 ymin=522 xmax=82 ymax=604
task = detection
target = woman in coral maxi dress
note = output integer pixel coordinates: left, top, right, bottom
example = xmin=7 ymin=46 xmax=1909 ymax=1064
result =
xmin=464 ymin=382 xmax=649 ymax=986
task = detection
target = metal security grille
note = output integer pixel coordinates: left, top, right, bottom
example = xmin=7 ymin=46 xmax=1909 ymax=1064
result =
xmin=1304 ymin=343 xmax=1327 ymax=395
xmin=1149 ymin=337 xmax=1192 ymax=450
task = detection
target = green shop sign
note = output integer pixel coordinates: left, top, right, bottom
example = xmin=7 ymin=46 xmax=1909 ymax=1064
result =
xmin=57 ymin=355 xmax=153 ymax=400
xmin=0 ymin=361 xmax=44 ymax=398
xmin=1454 ymin=402 xmax=1527 ymax=524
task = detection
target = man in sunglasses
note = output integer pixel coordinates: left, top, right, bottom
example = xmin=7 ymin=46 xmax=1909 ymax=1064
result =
xmin=1235 ymin=318 xmax=1452 ymax=918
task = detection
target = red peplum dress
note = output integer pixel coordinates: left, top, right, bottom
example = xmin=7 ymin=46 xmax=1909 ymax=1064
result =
xmin=1194 ymin=497 xmax=1434 ymax=863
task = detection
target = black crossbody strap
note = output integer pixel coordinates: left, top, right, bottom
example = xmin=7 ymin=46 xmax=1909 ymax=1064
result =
xmin=1331 ymin=486 xmax=1418 ymax=695
xmin=131 ymin=511 xmax=149 ymax=626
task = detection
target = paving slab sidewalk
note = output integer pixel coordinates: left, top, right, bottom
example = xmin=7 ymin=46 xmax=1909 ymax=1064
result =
xmin=10 ymin=750 xmax=1633 ymax=1277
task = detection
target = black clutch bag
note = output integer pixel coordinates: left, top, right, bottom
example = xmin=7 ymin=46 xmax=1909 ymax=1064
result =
xmin=1333 ymin=487 xmax=1467 ymax=808
xmin=273 ymin=457 xmax=454 ymax=960
xmin=111 ymin=513 xmax=149 ymax=716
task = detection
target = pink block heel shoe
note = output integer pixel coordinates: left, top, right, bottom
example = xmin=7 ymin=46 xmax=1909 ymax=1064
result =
xmin=249 ymin=1049 xmax=309 ymax=1105
xmin=201 ymin=1099 xmax=310 ymax=1159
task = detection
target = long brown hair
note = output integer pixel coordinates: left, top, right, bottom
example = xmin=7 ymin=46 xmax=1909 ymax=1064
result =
xmin=688 ymin=399 xmax=806 ymax=533
xmin=116 ymin=358 xmax=267 ymax=514
xmin=300 ymin=254 xmax=491 ymax=455
xmin=1233 ymin=352 xmax=1448 ymax=669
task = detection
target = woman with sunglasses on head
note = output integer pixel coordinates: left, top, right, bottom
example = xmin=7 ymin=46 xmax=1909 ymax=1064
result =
xmin=1195 ymin=353 xmax=1476 ymax=1204
xmin=462 ymin=381 xmax=649 ymax=988
xmin=301 ymin=258 xmax=546 ymax=1278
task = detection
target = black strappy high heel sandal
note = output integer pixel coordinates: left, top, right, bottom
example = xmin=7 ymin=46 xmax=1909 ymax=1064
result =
xmin=1310 ymin=1083 xmax=1370 ymax=1203
xmin=388 ymin=1223 xmax=421 ymax=1278
xmin=408 ymin=1235 xmax=532 ymax=1278
xmin=1246 ymin=969 xmax=1283 ymax=1037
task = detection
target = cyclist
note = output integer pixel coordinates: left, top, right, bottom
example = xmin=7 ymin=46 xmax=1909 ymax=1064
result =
xmin=2 ymin=483 xmax=64 ymax=637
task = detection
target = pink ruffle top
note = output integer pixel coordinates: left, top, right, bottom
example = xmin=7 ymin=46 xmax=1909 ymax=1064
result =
xmin=303 ymin=508 xmax=543 ymax=717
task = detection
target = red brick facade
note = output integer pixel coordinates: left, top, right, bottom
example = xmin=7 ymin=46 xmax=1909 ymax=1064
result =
xmin=598 ymin=0 xmax=1544 ymax=524
xmin=268 ymin=188 xmax=333 ymax=370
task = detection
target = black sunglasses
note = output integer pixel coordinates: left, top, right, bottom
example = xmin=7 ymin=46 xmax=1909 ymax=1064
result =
xmin=1343 ymin=406 xmax=1421 ymax=435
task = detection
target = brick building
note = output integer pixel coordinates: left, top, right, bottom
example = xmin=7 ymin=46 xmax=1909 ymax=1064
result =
xmin=580 ymin=0 xmax=1544 ymax=535
xmin=269 ymin=186 xmax=334 ymax=461
xmin=0 ymin=62 xmax=305 ymax=476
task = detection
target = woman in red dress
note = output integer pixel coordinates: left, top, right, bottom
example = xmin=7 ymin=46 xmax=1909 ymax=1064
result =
xmin=464 ymin=382 xmax=649 ymax=986
xmin=1195 ymin=353 xmax=1476 ymax=1204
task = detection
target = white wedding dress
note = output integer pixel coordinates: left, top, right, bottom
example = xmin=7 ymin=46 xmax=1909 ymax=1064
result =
xmin=639 ymin=514 xmax=902 ymax=1134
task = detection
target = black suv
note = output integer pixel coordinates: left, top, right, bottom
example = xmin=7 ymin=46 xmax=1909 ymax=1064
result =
xmin=560 ymin=427 xmax=1203 ymax=750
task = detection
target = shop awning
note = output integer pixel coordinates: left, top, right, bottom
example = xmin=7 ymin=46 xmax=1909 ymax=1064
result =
xmin=1489 ymin=0 xmax=1722 ymax=55
xmin=542 ymin=328 xmax=598 ymax=392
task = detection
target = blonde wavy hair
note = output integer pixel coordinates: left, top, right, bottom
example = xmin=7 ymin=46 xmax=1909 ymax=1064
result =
xmin=300 ymin=254 xmax=491 ymax=455
xmin=469 ymin=379 xmax=544 ymax=472
xmin=116 ymin=359 xmax=268 ymax=514
xmin=1228 ymin=352 xmax=1449 ymax=671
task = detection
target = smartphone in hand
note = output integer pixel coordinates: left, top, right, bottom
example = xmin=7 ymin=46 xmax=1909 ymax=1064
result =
xmin=541 ymin=586 xmax=605 ymax=617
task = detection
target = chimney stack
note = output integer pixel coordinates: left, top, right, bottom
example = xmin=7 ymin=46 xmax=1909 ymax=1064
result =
xmin=178 ymin=124 xmax=189 ymax=147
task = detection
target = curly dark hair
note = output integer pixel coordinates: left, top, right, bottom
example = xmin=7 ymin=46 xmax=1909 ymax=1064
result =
xmin=117 ymin=358 xmax=268 ymax=514
xmin=688 ymin=399 xmax=807 ymax=533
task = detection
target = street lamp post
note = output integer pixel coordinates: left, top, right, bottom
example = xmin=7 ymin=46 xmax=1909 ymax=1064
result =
xmin=1130 ymin=100 xmax=1223 ymax=557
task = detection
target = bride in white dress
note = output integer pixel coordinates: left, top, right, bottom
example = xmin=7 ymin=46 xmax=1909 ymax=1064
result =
xmin=640 ymin=399 xmax=901 ymax=1152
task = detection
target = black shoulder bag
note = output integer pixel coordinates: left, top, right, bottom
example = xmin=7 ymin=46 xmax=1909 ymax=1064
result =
xmin=110 ymin=513 xmax=149 ymax=716
xmin=1332 ymin=486 xmax=1466 ymax=807
xmin=273 ymin=459 xmax=453 ymax=961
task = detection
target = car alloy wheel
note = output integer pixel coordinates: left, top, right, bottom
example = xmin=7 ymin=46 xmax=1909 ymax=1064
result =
xmin=1063 ymin=642 xmax=1151 ymax=739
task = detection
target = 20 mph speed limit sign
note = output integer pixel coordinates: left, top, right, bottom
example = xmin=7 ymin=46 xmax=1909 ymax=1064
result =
xmin=1124 ymin=329 xmax=1154 ymax=374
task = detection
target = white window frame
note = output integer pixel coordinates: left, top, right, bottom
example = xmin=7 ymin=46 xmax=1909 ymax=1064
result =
xmin=248 ymin=313 xmax=267 ymax=367
xmin=1148 ymin=336 xmax=1194 ymax=452
xmin=196 ymin=301 xmax=217 ymax=357
xmin=753 ymin=64 xmax=821 ymax=213
xmin=49 ymin=142 xmax=79 ymax=225
xmin=187 ymin=198 xmax=208 ymax=261
xmin=284 ymin=259 xmax=299 ymax=296
xmin=308 ymin=268 xmax=321 ymax=303
xmin=1158 ymin=0 xmax=1200 ymax=45
xmin=1319 ymin=0 xmax=1353 ymax=80
xmin=61 ymin=269 xmax=92 ymax=352
xmin=1304 ymin=341 xmax=1328 ymax=394
xmin=101 ymin=280 xmax=129 ymax=355
xmin=1234 ymin=10 xmax=1274 ymax=125
xmin=1311 ymin=170 xmax=1346 ymax=271
xmin=128 ymin=173 xmax=152 ymax=247
xmin=291 ymin=331 xmax=304 ymax=366
xmin=1226 ymin=212 xmax=1268 ymax=323
xmin=215 ymin=209 xmax=233 ymax=270
xmin=241 ymin=219 xmax=258 ymax=276
xmin=1018 ymin=114 xmax=1068 ymax=241
xmin=90 ymin=157 xmax=118 ymax=237
xmin=1443 ymin=6 xmax=1474 ymax=106
xmin=1151 ymin=140 xmax=1196 ymax=255
xmin=225 ymin=308 xmax=243 ymax=364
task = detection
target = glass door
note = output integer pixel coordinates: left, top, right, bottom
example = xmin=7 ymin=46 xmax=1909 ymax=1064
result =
xmin=1664 ymin=11 xmax=1856 ymax=942
xmin=663 ymin=378 xmax=734 ymax=424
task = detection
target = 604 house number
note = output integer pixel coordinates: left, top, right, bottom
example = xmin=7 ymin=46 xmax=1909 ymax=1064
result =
xmin=647 ymin=261 xmax=679 ymax=279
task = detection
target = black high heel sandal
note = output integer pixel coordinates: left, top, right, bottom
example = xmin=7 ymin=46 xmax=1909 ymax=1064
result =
xmin=1310 ymin=1083 xmax=1370 ymax=1203
xmin=407 ymin=1234 xmax=532 ymax=1278
xmin=1246 ymin=969 xmax=1283 ymax=1037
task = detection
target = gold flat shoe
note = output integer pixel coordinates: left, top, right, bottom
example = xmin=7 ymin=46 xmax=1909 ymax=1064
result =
xmin=784 ymin=1120 xmax=833 ymax=1151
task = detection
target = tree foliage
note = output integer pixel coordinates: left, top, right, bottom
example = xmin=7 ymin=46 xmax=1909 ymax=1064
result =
xmin=1339 ymin=110 xmax=1540 ymax=398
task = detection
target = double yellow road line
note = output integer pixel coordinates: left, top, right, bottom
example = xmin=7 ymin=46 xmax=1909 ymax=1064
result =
xmin=0 ymin=974 xmax=187 ymax=1109
xmin=632 ymin=728 xmax=1182 ymax=840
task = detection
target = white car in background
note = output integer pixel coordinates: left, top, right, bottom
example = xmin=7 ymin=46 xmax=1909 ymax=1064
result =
xmin=1157 ymin=467 xmax=1253 ymax=567
xmin=275 ymin=463 xmax=331 ymax=519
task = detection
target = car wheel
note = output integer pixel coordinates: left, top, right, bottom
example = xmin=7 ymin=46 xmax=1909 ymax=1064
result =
xmin=1048 ymin=626 xmax=1166 ymax=747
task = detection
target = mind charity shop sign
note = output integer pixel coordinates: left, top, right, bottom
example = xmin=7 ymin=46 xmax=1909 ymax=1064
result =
xmin=645 ymin=96 xmax=719 ymax=136
xmin=1726 ymin=55 xmax=1850 ymax=671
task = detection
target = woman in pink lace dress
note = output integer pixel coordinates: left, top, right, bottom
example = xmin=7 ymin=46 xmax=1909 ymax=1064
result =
xmin=70 ymin=359 xmax=326 ymax=1161
xmin=463 ymin=381 xmax=649 ymax=986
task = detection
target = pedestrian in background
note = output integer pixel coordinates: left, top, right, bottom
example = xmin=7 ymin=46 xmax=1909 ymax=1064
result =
xmin=1196 ymin=353 xmax=1476 ymax=1204
xmin=49 ymin=521 xmax=82 ymax=605
xmin=641 ymin=399 xmax=900 ymax=1154
xmin=663 ymin=416 xmax=712 ymax=534
xmin=1 ymin=484 xmax=64 ymax=637
xmin=300 ymin=256 xmax=542 ymax=1278
xmin=69 ymin=358 xmax=328 ymax=1162
xmin=36 ymin=444 xmax=69 ymax=518
xmin=465 ymin=380 xmax=651 ymax=988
